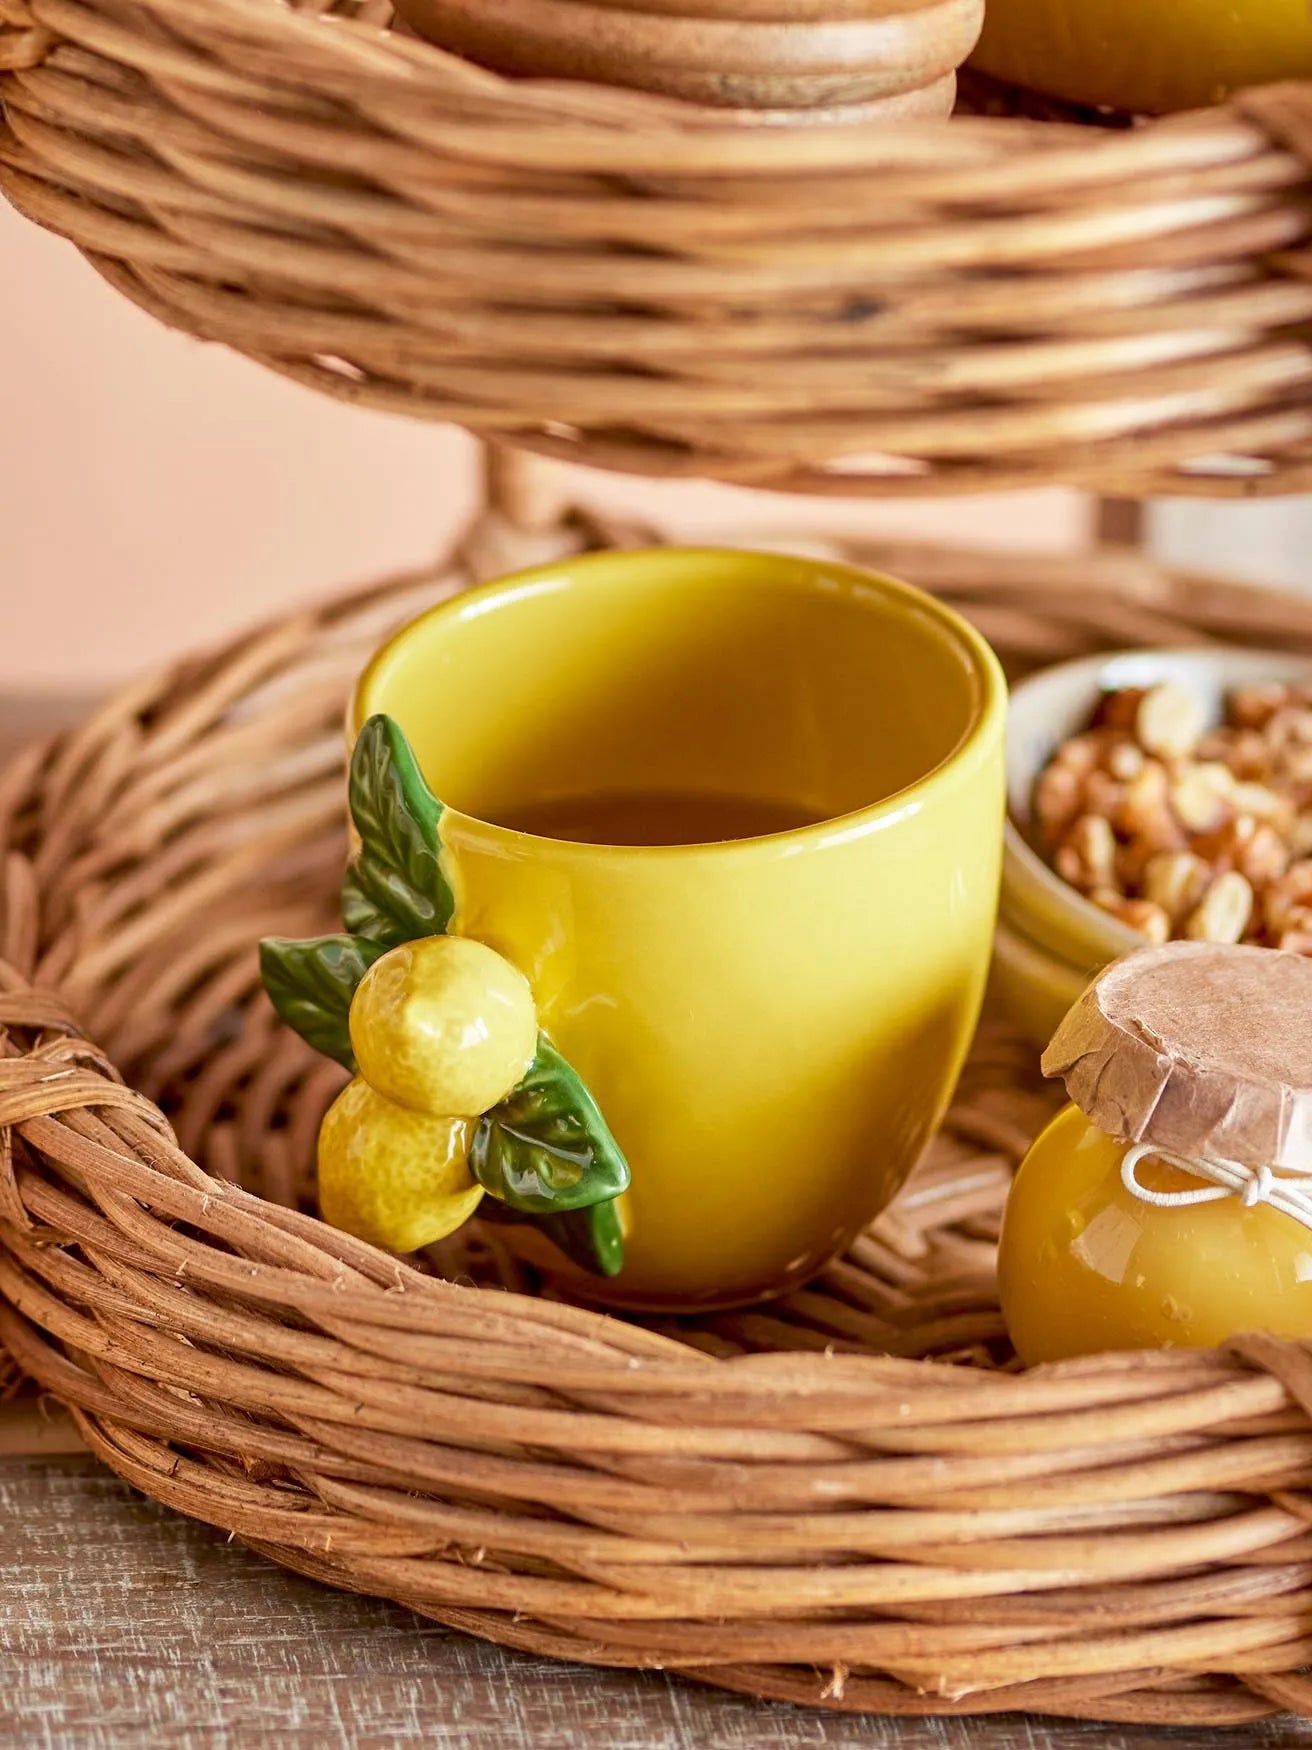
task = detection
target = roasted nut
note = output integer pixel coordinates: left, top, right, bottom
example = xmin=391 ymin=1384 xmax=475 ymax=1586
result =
xmin=1228 ymin=682 xmax=1289 ymax=731
xmin=1036 ymin=680 xmax=1312 ymax=952
xmin=1291 ymin=815 xmax=1312 ymax=858
xmin=1197 ymin=726 xmax=1270 ymax=781
xmin=1033 ymin=762 xmax=1083 ymax=843
xmin=1135 ymin=683 xmax=1205 ymax=760
xmin=1168 ymin=765 xmax=1231 ymax=834
xmin=1052 ymin=732 xmax=1107 ymax=777
xmin=1092 ymin=687 xmax=1146 ymax=733
xmin=1184 ymin=870 xmax=1254 ymax=944
xmin=1106 ymin=740 xmax=1145 ymax=782
xmin=1083 ymin=770 xmax=1126 ymax=821
xmin=1278 ymin=929 xmax=1312 ymax=957
xmin=1056 ymin=814 xmax=1117 ymax=892
xmin=1191 ymin=811 xmax=1258 ymax=874
xmin=1228 ymin=781 xmax=1293 ymax=829
xmin=1091 ymin=890 xmax=1171 ymax=945
xmin=1275 ymin=743 xmax=1312 ymax=790
xmin=1269 ymin=706 xmax=1312 ymax=748
xmin=1235 ymin=822 xmax=1291 ymax=889
xmin=1119 ymin=759 xmax=1172 ymax=832
xmin=1261 ymin=860 xmax=1312 ymax=933
xmin=1142 ymin=850 xmax=1211 ymax=923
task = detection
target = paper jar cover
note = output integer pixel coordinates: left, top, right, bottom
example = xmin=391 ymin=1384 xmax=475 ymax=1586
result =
xmin=1041 ymin=942 xmax=1312 ymax=1173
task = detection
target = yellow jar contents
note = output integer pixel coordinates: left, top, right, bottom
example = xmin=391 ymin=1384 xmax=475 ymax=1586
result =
xmin=972 ymin=0 xmax=1312 ymax=115
xmin=999 ymin=1104 xmax=1312 ymax=1366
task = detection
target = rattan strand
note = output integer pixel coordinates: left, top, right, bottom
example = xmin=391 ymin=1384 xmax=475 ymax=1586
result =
xmin=6 ymin=502 xmax=1312 ymax=1720
xmin=2 ymin=0 xmax=1312 ymax=496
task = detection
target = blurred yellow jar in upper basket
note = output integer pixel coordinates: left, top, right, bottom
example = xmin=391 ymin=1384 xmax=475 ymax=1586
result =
xmin=972 ymin=0 xmax=1312 ymax=114
xmin=352 ymin=548 xmax=1006 ymax=1311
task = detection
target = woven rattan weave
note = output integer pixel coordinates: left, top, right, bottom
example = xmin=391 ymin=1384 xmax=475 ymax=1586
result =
xmin=2 ymin=0 xmax=1312 ymax=496
xmin=6 ymin=500 xmax=1312 ymax=1722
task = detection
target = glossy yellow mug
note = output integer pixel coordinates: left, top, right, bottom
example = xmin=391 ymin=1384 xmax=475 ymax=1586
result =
xmin=352 ymin=548 xmax=1006 ymax=1309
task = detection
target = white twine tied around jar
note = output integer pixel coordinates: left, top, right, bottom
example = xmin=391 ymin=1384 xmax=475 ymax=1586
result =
xmin=1121 ymin=1143 xmax=1312 ymax=1231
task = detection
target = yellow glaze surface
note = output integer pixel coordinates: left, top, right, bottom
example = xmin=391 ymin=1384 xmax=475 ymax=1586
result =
xmin=350 ymin=936 xmax=538 ymax=1118
xmin=1000 ymin=1104 xmax=1312 ymax=1365
xmin=318 ymin=1079 xmax=482 ymax=1254
xmin=973 ymin=0 xmax=1312 ymax=115
xmin=354 ymin=547 xmax=1006 ymax=1309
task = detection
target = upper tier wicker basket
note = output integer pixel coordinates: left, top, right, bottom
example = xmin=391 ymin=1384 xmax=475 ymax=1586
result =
xmin=2 ymin=0 xmax=1312 ymax=496
xmin=8 ymin=490 xmax=1312 ymax=1725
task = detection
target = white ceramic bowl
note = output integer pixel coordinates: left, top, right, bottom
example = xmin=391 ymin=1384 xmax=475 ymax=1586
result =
xmin=997 ymin=646 xmax=1312 ymax=1046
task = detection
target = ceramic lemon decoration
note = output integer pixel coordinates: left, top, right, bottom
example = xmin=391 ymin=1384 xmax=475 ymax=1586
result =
xmin=260 ymin=714 xmax=631 ymax=1276
xmin=350 ymin=936 xmax=538 ymax=1117
xmin=972 ymin=0 xmax=1312 ymax=115
xmin=318 ymin=1081 xmax=481 ymax=1253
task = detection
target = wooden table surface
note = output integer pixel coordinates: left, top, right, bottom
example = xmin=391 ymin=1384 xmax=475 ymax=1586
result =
xmin=3 ymin=1411 xmax=1310 ymax=1750
xmin=3 ymin=697 xmax=1312 ymax=1749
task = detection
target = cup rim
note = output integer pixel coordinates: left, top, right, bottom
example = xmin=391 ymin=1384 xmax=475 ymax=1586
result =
xmin=351 ymin=545 xmax=1007 ymax=858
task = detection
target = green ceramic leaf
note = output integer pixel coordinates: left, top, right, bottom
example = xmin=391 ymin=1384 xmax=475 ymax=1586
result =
xmin=478 ymin=1193 xmax=626 ymax=1280
xmin=259 ymin=933 xmax=386 ymax=1069
xmin=470 ymin=1036 xmax=630 ymax=1215
xmin=343 ymin=714 xmax=455 ymax=947
xmin=539 ymin=1199 xmax=625 ymax=1279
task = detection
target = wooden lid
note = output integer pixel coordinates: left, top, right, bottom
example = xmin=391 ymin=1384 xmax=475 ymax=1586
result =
xmin=1042 ymin=943 xmax=1312 ymax=1173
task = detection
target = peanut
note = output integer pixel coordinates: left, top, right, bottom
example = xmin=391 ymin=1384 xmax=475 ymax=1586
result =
xmin=1091 ymin=890 xmax=1171 ymax=945
xmin=1291 ymin=815 xmax=1312 ymax=858
xmin=1056 ymin=814 xmax=1117 ymax=892
xmin=1083 ymin=770 xmax=1126 ymax=822
xmin=1052 ymin=732 xmax=1107 ymax=777
xmin=1228 ymin=781 xmax=1292 ymax=828
xmin=1228 ymin=683 xmax=1288 ymax=731
xmin=1033 ymin=762 xmax=1083 ymax=843
xmin=1184 ymin=871 xmax=1254 ymax=945
xmin=1261 ymin=860 xmax=1312 ymax=933
xmin=1142 ymin=850 xmax=1211 ymax=923
xmin=1276 ymin=743 xmax=1312 ymax=790
xmin=1197 ymin=727 xmax=1270 ymax=781
xmin=1119 ymin=759 xmax=1172 ymax=834
xmin=1106 ymin=740 xmax=1145 ymax=782
xmin=1169 ymin=765 xmax=1230 ymax=834
xmin=1136 ymin=683 xmax=1205 ymax=761
xmin=1235 ymin=823 xmax=1290 ymax=889
xmin=1269 ymin=706 xmax=1312 ymax=749
xmin=1092 ymin=687 xmax=1146 ymax=733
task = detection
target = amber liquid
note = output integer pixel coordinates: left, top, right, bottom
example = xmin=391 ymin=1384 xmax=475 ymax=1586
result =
xmin=492 ymin=788 xmax=821 ymax=847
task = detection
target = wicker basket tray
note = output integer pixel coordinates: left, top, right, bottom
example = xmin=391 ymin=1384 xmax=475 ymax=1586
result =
xmin=2 ymin=0 xmax=1312 ymax=498
xmin=6 ymin=498 xmax=1312 ymax=1724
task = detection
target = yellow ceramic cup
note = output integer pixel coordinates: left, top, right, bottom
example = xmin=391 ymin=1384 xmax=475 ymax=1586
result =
xmin=352 ymin=548 xmax=1006 ymax=1310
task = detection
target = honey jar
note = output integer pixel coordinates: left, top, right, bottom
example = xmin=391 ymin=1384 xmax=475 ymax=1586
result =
xmin=999 ymin=942 xmax=1312 ymax=1366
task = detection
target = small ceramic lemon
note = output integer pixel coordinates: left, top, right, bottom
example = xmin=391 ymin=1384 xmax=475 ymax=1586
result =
xmin=349 ymin=935 xmax=538 ymax=1118
xmin=318 ymin=1077 xmax=483 ymax=1252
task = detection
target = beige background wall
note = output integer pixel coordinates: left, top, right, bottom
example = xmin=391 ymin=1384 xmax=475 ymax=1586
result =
xmin=0 ymin=203 xmax=1094 ymax=697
